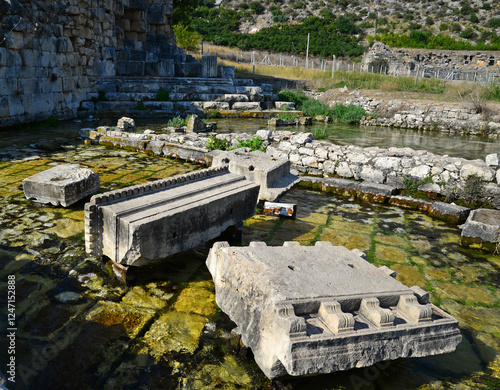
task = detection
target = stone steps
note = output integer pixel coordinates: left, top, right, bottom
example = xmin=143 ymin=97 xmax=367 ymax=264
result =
xmin=78 ymin=76 xmax=274 ymax=117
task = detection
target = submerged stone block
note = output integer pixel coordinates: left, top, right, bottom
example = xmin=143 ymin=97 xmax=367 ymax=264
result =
xmin=459 ymin=209 xmax=500 ymax=252
xmin=85 ymin=167 xmax=259 ymax=267
xmin=23 ymin=164 xmax=100 ymax=207
xmin=206 ymin=241 xmax=462 ymax=379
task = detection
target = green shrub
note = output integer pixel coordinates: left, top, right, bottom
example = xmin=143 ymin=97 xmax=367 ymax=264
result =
xmin=277 ymin=89 xmax=367 ymax=123
xmin=462 ymin=174 xmax=484 ymax=206
xmin=277 ymin=111 xmax=299 ymax=121
xmin=206 ymin=135 xmax=230 ymax=150
xmin=312 ymin=128 xmax=327 ymax=139
xmin=167 ymin=115 xmax=190 ymax=127
xmin=249 ymin=1 xmax=263 ymax=13
xmin=156 ymin=90 xmax=169 ymax=101
xmin=135 ymin=102 xmax=146 ymax=110
xmin=235 ymin=136 xmax=265 ymax=152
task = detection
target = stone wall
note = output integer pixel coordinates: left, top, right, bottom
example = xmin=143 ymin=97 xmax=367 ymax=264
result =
xmin=0 ymin=0 xmax=182 ymax=127
xmin=362 ymin=42 xmax=500 ymax=77
xmin=84 ymin=127 xmax=500 ymax=209
xmin=311 ymin=91 xmax=500 ymax=137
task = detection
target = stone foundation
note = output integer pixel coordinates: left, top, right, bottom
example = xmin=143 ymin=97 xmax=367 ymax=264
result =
xmin=84 ymin=127 xmax=500 ymax=210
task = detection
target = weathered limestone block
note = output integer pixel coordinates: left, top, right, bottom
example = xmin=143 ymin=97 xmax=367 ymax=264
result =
xmin=201 ymin=55 xmax=217 ymax=78
xmin=116 ymin=116 xmax=135 ymax=131
xmin=485 ymin=153 xmax=499 ymax=167
xmin=460 ymin=163 xmax=495 ymax=181
xmin=23 ymin=164 xmax=100 ymax=207
xmin=84 ymin=167 xmax=259 ymax=268
xmin=210 ymin=149 xmax=300 ymax=202
xmin=186 ymin=114 xmax=206 ymax=132
xmin=206 ymin=241 xmax=461 ymax=379
xmin=232 ymin=102 xmax=261 ymax=111
xmin=275 ymin=101 xmax=296 ymax=110
xmin=459 ymin=209 xmax=500 ymax=252
xmin=203 ymin=101 xmax=230 ymax=110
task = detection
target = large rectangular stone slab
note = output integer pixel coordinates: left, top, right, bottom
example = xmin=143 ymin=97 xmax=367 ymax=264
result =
xmin=23 ymin=164 xmax=100 ymax=207
xmin=207 ymin=241 xmax=462 ymax=379
xmin=211 ymin=149 xmax=300 ymax=202
xmin=85 ymin=167 xmax=259 ymax=267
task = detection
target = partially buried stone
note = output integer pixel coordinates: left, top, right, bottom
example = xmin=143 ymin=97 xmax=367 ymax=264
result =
xmin=23 ymin=164 xmax=100 ymax=207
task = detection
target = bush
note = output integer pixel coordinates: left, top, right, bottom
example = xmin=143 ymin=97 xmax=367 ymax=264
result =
xmin=135 ymin=102 xmax=146 ymax=110
xmin=235 ymin=136 xmax=265 ymax=151
xmin=462 ymin=174 xmax=484 ymax=206
xmin=278 ymin=89 xmax=367 ymax=123
xmin=277 ymin=111 xmax=299 ymax=121
xmin=173 ymin=23 xmax=202 ymax=51
xmin=489 ymin=18 xmax=500 ymax=28
xmin=167 ymin=115 xmax=190 ymax=127
xmin=156 ymin=90 xmax=169 ymax=101
xmin=206 ymin=135 xmax=230 ymax=150
xmin=249 ymin=1 xmax=263 ymax=13
xmin=369 ymin=58 xmax=389 ymax=73
xmin=460 ymin=28 xmax=475 ymax=40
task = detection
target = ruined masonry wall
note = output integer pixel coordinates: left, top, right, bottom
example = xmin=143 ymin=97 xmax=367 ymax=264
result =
xmin=85 ymin=128 xmax=500 ymax=209
xmin=0 ymin=0 xmax=173 ymax=127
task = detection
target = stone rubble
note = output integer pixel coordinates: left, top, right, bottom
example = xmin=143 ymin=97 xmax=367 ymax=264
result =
xmin=84 ymin=127 xmax=500 ymax=209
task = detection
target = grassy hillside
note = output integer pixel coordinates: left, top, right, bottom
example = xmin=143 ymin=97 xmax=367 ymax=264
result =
xmin=174 ymin=0 xmax=500 ymax=56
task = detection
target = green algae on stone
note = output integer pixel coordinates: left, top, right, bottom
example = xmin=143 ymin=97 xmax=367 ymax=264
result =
xmin=319 ymin=228 xmax=371 ymax=252
xmin=425 ymin=267 xmax=452 ymax=281
xmin=410 ymin=237 xmax=433 ymax=252
xmin=188 ymin=355 xmax=253 ymax=389
xmin=144 ymin=311 xmax=207 ymax=356
xmin=121 ymin=286 xmax=170 ymax=310
xmin=374 ymin=233 xmax=408 ymax=248
xmin=86 ymin=301 xmax=156 ymax=338
xmin=432 ymin=281 xmax=497 ymax=307
xmin=329 ymin=219 xmax=373 ymax=234
xmin=45 ymin=219 xmax=83 ymax=238
xmin=374 ymin=244 xmax=408 ymax=263
xmin=390 ymin=264 xmax=428 ymax=289
xmin=173 ymin=280 xmax=216 ymax=317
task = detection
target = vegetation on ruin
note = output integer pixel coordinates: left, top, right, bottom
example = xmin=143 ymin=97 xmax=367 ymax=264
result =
xmin=156 ymin=90 xmax=170 ymax=101
xmin=278 ymin=89 xmax=368 ymax=123
xmin=167 ymin=115 xmax=191 ymax=128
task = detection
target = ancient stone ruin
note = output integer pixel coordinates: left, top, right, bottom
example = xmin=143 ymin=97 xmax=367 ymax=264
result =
xmin=210 ymin=149 xmax=300 ymax=202
xmin=84 ymin=166 xmax=259 ymax=279
xmin=23 ymin=164 xmax=100 ymax=207
xmin=0 ymin=0 xmax=252 ymax=127
xmin=459 ymin=209 xmax=500 ymax=252
xmin=207 ymin=241 xmax=462 ymax=379
xmin=362 ymin=42 xmax=500 ymax=80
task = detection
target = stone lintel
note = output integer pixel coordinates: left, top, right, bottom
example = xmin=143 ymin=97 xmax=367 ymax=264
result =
xmin=206 ymin=241 xmax=462 ymax=379
xmin=85 ymin=166 xmax=259 ymax=265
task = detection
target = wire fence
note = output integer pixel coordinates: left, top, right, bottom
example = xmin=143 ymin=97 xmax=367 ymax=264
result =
xmin=196 ymin=44 xmax=500 ymax=85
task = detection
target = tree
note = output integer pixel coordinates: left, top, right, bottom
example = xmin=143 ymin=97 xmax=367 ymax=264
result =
xmin=249 ymin=1 xmax=263 ymax=14
xmin=173 ymin=24 xmax=203 ymax=51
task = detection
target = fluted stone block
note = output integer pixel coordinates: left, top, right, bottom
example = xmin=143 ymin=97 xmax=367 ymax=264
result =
xmin=85 ymin=167 xmax=259 ymax=267
xmin=206 ymin=241 xmax=462 ymax=379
